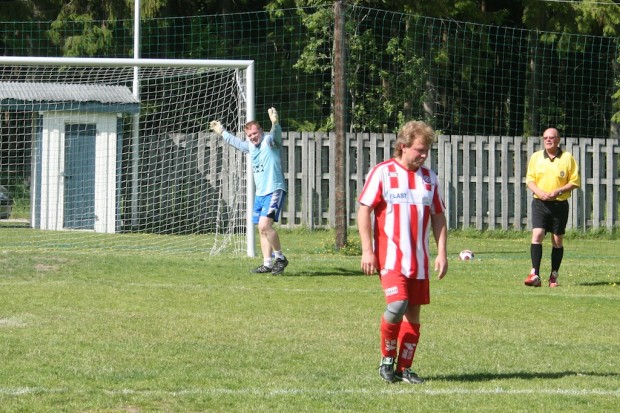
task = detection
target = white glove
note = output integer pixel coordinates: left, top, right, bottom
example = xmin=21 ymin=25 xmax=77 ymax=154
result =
xmin=268 ymin=107 xmax=279 ymax=125
xmin=209 ymin=120 xmax=224 ymax=135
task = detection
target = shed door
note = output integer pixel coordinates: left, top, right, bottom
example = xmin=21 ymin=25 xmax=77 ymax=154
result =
xmin=64 ymin=123 xmax=96 ymax=229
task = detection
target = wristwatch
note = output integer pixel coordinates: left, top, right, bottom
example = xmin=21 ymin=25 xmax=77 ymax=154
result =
xmin=558 ymin=189 xmax=563 ymax=195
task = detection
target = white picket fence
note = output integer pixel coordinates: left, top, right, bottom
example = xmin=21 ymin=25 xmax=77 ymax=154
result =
xmin=279 ymin=133 xmax=620 ymax=231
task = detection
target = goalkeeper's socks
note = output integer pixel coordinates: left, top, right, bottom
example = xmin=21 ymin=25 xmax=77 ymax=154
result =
xmin=274 ymin=251 xmax=285 ymax=260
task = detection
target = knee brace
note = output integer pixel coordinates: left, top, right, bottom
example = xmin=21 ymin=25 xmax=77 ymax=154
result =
xmin=383 ymin=300 xmax=408 ymax=324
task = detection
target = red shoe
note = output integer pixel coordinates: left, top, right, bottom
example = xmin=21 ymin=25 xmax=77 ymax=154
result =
xmin=524 ymin=271 xmax=541 ymax=287
xmin=549 ymin=271 xmax=559 ymax=288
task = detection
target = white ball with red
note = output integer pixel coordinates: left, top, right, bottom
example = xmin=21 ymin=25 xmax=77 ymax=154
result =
xmin=459 ymin=249 xmax=475 ymax=261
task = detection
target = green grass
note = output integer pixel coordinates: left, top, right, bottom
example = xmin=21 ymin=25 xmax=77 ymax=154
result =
xmin=0 ymin=228 xmax=618 ymax=412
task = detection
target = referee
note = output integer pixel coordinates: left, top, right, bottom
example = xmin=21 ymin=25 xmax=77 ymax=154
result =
xmin=524 ymin=128 xmax=581 ymax=288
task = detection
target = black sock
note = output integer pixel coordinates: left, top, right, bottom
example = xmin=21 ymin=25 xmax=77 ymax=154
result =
xmin=531 ymin=244 xmax=543 ymax=275
xmin=551 ymin=246 xmax=564 ymax=273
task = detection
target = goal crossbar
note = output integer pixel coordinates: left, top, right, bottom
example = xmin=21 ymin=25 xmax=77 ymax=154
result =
xmin=0 ymin=56 xmax=255 ymax=70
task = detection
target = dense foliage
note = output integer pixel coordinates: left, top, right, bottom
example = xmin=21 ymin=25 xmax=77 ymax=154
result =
xmin=1 ymin=1 xmax=620 ymax=135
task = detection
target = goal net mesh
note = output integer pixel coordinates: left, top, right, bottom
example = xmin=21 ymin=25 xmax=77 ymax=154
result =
xmin=0 ymin=61 xmax=251 ymax=255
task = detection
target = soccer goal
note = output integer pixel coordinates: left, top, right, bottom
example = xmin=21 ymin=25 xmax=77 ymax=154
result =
xmin=0 ymin=56 xmax=255 ymax=256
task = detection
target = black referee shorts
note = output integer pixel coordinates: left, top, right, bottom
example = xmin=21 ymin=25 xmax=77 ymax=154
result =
xmin=531 ymin=198 xmax=569 ymax=235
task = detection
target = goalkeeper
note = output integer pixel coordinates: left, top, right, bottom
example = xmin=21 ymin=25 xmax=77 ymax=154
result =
xmin=210 ymin=108 xmax=289 ymax=275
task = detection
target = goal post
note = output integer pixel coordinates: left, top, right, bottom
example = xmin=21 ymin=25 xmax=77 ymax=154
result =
xmin=0 ymin=56 xmax=256 ymax=257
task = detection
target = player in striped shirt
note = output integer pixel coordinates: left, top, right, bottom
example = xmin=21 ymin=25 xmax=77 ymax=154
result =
xmin=357 ymin=120 xmax=448 ymax=384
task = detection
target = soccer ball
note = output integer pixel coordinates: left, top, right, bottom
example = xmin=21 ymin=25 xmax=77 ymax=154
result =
xmin=459 ymin=249 xmax=475 ymax=261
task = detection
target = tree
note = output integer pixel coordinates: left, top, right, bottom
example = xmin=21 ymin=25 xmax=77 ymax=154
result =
xmin=0 ymin=0 xmax=61 ymax=22
xmin=521 ymin=0 xmax=620 ymax=137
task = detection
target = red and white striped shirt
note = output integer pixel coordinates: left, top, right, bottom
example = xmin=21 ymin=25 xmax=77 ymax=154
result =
xmin=358 ymin=158 xmax=445 ymax=279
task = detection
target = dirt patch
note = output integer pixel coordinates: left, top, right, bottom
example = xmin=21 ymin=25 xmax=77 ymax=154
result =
xmin=34 ymin=263 xmax=59 ymax=272
xmin=0 ymin=318 xmax=24 ymax=327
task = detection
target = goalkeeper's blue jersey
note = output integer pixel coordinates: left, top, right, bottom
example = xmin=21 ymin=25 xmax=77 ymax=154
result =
xmin=222 ymin=124 xmax=287 ymax=196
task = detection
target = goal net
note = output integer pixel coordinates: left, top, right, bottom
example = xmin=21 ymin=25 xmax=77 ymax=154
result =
xmin=0 ymin=57 xmax=255 ymax=256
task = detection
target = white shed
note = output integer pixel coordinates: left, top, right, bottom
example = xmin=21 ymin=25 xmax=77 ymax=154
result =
xmin=0 ymin=82 xmax=140 ymax=233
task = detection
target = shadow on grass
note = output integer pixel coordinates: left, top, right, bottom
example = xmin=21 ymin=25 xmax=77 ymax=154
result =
xmin=281 ymin=267 xmax=362 ymax=277
xmin=0 ymin=221 xmax=30 ymax=228
xmin=430 ymin=370 xmax=618 ymax=382
xmin=475 ymin=250 xmax=522 ymax=255
xmin=576 ymin=280 xmax=620 ymax=287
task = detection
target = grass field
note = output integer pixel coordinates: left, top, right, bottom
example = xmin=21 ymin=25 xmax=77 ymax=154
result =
xmin=0 ymin=228 xmax=618 ymax=412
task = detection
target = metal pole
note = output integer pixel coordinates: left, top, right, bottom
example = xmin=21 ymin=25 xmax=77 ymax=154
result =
xmin=131 ymin=0 xmax=141 ymax=228
xmin=246 ymin=63 xmax=256 ymax=257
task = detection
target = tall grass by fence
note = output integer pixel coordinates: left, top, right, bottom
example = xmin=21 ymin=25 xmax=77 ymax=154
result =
xmin=280 ymin=133 xmax=619 ymax=231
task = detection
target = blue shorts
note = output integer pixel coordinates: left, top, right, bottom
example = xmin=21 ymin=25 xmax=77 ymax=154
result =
xmin=253 ymin=190 xmax=286 ymax=224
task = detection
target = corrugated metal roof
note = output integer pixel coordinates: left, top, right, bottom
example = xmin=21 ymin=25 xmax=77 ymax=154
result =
xmin=0 ymin=82 xmax=139 ymax=104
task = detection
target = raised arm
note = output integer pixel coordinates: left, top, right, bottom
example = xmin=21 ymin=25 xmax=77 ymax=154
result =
xmin=266 ymin=107 xmax=282 ymax=148
xmin=209 ymin=120 xmax=249 ymax=153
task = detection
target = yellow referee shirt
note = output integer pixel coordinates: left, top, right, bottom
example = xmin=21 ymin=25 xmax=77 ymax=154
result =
xmin=526 ymin=148 xmax=581 ymax=201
